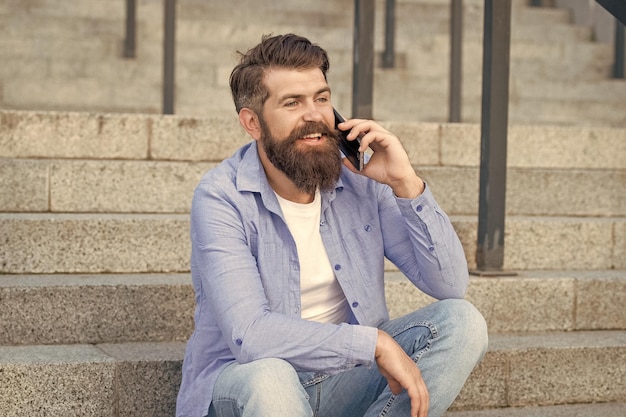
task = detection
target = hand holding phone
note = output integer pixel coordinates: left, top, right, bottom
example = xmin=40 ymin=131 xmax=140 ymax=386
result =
xmin=334 ymin=108 xmax=364 ymax=171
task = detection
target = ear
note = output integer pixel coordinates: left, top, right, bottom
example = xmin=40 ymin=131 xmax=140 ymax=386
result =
xmin=238 ymin=108 xmax=262 ymax=140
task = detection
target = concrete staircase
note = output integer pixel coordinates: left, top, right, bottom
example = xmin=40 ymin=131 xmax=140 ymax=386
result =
xmin=0 ymin=0 xmax=625 ymax=126
xmin=1 ymin=110 xmax=625 ymax=415
xmin=1 ymin=0 xmax=626 ymax=415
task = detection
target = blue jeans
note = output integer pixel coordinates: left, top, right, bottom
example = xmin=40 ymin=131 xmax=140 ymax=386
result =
xmin=209 ymin=299 xmax=488 ymax=417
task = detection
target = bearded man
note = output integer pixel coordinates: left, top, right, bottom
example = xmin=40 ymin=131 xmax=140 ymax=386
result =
xmin=176 ymin=33 xmax=488 ymax=417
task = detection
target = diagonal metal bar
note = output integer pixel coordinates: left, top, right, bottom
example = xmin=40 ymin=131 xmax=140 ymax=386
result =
xmin=596 ymin=0 xmax=626 ymax=24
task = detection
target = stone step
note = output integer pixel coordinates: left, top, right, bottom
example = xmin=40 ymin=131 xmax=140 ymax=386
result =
xmin=0 ymin=341 xmax=185 ymax=417
xmin=8 ymin=77 xmax=623 ymax=128
xmin=3 ymin=48 xmax=622 ymax=125
xmin=1 ymin=271 xmax=623 ymax=346
xmin=0 ymin=0 xmax=601 ymax=47
xmin=173 ymin=0 xmax=572 ymax=29
xmin=451 ymin=330 xmax=626 ymax=411
xmin=0 ymin=0 xmax=135 ymax=20
xmin=0 ymin=23 xmax=610 ymax=78
xmin=371 ymin=72 xmax=626 ymax=124
xmin=0 ymin=38 xmax=611 ymax=92
xmin=0 ymin=13 xmax=125 ymax=41
xmin=0 ymin=213 xmax=623 ymax=273
xmin=390 ymin=36 xmax=613 ymax=81
xmin=2 ymin=111 xmax=623 ymax=169
xmin=0 ymin=274 xmax=194 ymax=346
xmin=445 ymin=402 xmax=626 ymax=417
xmin=158 ymin=12 xmax=588 ymax=47
xmin=2 ymin=158 xmax=623 ymax=217
xmin=1 ymin=330 xmax=624 ymax=416
xmin=176 ymin=82 xmax=626 ymax=127
xmin=0 ymin=1 xmax=620 ymax=126
xmin=0 ymin=23 xmax=611 ymax=82
xmin=0 ymin=0 xmax=536 ymax=22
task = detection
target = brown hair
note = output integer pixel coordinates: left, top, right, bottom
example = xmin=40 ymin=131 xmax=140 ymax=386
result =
xmin=229 ymin=34 xmax=330 ymax=114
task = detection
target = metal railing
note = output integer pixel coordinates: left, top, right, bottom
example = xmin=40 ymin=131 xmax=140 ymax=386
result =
xmin=352 ymin=0 xmax=376 ymax=119
xmin=474 ymin=0 xmax=513 ymax=274
xmin=449 ymin=0 xmax=463 ymax=123
xmin=123 ymin=0 xmax=136 ymax=58
xmin=163 ymin=0 xmax=176 ymax=115
xmin=124 ymin=0 xmax=176 ymax=114
xmin=382 ymin=0 xmax=396 ymax=69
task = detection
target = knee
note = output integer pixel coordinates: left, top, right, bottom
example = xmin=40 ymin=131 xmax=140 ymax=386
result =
xmin=241 ymin=359 xmax=310 ymax=410
xmin=439 ymin=299 xmax=488 ymax=358
xmin=214 ymin=358 xmax=311 ymax=416
xmin=244 ymin=358 xmax=303 ymax=395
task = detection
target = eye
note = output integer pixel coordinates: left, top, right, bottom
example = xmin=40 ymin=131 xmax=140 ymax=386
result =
xmin=284 ymin=101 xmax=298 ymax=107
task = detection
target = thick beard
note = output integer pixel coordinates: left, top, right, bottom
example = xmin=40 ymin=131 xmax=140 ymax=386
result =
xmin=259 ymin=116 xmax=342 ymax=195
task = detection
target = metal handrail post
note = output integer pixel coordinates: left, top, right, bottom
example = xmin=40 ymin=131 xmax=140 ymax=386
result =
xmin=449 ymin=0 xmax=463 ymax=122
xmin=163 ymin=0 xmax=176 ymax=114
xmin=472 ymin=0 xmax=515 ymax=275
xmin=124 ymin=0 xmax=136 ymax=58
xmin=614 ymin=20 xmax=625 ymax=78
xmin=382 ymin=0 xmax=396 ymax=68
xmin=352 ymin=0 xmax=375 ymax=119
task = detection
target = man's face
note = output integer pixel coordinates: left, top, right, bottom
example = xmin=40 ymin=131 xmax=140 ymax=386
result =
xmin=257 ymin=67 xmax=342 ymax=194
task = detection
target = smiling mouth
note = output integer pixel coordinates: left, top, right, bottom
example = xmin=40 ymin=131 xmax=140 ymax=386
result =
xmin=300 ymin=133 xmax=324 ymax=141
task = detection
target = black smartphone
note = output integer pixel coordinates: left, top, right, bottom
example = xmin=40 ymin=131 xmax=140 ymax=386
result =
xmin=333 ymin=108 xmax=364 ymax=171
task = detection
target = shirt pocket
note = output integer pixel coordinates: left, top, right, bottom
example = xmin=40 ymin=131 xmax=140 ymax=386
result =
xmin=341 ymin=218 xmax=384 ymax=287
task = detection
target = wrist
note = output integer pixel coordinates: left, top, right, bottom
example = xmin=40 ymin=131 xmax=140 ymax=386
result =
xmin=375 ymin=330 xmax=387 ymax=359
xmin=391 ymin=175 xmax=425 ymax=199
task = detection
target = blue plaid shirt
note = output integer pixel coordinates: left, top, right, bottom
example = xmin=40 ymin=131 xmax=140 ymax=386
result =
xmin=176 ymin=141 xmax=469 ymax=417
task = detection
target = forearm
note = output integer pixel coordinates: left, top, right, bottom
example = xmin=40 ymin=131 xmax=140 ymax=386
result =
xmin=385 ymin=184 xmax=469 ymax=299
xmin=238 ymin=313 xmax=378 ymax=371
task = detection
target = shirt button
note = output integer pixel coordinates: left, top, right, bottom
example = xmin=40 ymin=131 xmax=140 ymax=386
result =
xmin=235 ymin=339 xmax=243 ymax=346
xmin=364 ymin=224 xmax=372 ymax=232
xmin=334 ymin=264 xmax=341 ymax=271
xmin=320 ymin=220 xmax=326 ymax=226
xmin=429 ymin=246 xmax=435 ymax=252
xmin=416 ymin=205 xmax=423 ymax=212
xmin=352 ymin=301 xmax=359 ymax=308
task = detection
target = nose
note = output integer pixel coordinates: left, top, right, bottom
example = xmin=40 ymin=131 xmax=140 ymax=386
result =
xmin=302 ymin=102 xmax=324 ymax=123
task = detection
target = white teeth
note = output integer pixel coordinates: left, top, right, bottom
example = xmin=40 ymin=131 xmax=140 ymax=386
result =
xmin=302 ymin=133 xmax=322 ymax=139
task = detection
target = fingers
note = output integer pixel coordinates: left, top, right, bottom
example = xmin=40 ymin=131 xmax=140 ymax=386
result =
xmin=375 ymin=331 xmax=430 ymax=417
xmin=405 ymin=367 xmax=429 ymax=417
xmin=337 ymin=119 xmax=392 ymax=152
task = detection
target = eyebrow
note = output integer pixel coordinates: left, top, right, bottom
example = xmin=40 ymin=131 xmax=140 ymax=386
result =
xmin=278 ymin=86 xmax=331 ymax=103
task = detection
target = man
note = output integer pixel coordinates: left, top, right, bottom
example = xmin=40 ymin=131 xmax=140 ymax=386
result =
xmin=177 ymin=33 xmax=487 ymax=417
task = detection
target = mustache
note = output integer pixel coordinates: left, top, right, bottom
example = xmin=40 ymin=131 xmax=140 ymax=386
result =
xmin=287 ymin=121 xmax=339 ymax=143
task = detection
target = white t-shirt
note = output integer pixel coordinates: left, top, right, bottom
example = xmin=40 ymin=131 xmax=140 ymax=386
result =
xmin=275 ymin=190 xmax=350 ymax=324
